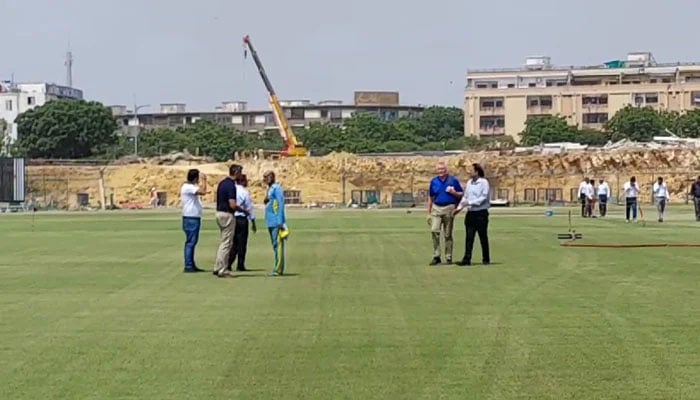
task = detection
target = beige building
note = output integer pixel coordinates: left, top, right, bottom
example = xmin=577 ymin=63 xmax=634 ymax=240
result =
xmin=464 ymin=52 xmax=700 ymax=140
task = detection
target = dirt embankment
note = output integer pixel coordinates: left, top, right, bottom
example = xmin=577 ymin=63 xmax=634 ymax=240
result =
xmin=25 ymin=149 xmax=700 ymax=208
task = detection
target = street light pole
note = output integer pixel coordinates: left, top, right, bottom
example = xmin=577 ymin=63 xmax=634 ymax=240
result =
xmin=132 ymin=103 xmax=150 ymax=156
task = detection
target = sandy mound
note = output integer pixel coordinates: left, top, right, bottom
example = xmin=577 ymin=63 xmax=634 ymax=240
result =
xmin=25 ymin=149 xmax=700 ymax=208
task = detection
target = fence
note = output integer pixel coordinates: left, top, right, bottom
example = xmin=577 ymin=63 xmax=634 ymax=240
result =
xmin=338 ymin=168 xmax=700 ymax=208
xmin=18 ymin=164 xmax=700 ymax=210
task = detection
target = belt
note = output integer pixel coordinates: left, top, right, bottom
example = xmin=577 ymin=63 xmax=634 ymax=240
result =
xmin=433 ymin=203 xmax=455 ymax=207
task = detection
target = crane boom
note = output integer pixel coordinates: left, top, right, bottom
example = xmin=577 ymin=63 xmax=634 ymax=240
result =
xmin=243 ymin=35 xmax=307 ymax=157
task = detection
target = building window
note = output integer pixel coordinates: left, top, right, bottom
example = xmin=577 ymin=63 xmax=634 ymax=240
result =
xmin=692 ymin=92 xmax=700 ymax=106
xmin=27 ymin=96 xmax=35 ymax=106
xmin=582 ymin=95 xmax=608 ymax=105
xmin=480 ymin=98 xmax=504 ymax=109
xmin=5 ymin=100 xmax=12 ymax=111
xmin=475 ymin=80 xmax=497 ymax=89
xmin=633 ymin=93 xmax=659 ymax=106
xmin=479 ymin=116 xmax=505 ymax=129
xmin=527 ymin=96 xmax=552 ymax=108
xmin=330 ymin=109 xmax=342 ymax=122
xmin=528 ymin=83 xmax=536 ymax=88
xmin=582 ymin=113 xmax=608 ymax=124
xmin=290 ymin=108 xmax=304 ymax=120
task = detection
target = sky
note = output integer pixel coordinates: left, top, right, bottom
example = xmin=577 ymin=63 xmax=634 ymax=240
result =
xmin=2 ymin=0 xmax=700 ymax=112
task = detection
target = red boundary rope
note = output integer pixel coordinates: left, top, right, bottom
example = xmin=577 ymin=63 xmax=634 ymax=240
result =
xmin=561 ymin=242 xmax=700 ymax=248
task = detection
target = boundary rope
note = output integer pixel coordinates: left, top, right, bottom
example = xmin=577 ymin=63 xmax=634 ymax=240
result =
xmin=560 ymin=242 xmax=700 ymax=248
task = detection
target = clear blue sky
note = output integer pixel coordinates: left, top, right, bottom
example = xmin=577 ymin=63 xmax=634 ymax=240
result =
xmin=2 ymin=0 xmax=699 ymax=111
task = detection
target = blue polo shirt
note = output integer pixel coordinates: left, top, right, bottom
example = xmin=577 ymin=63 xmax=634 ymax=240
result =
xmin=216 ymin=177 xmax=237 ymax=213
xmin=429 ymin=175 xmax=463 ymax=206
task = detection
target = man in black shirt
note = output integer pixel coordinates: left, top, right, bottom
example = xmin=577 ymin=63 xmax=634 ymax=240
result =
xmin=213 ymin=164 xmax=245 ymax=277
xmin=691 ymin=176 xmax=700 ymax=221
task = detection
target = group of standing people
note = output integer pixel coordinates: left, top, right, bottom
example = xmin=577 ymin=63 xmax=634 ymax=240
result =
xmin=427 ymin=162 xmax=491 ymax=267
xmin=179 ymin=165 xmax=289 ymax=278
xmin=577 ymin=178 xmax=611 ymax=218
xmin=578 ymin=175 xmax=672 ymax=222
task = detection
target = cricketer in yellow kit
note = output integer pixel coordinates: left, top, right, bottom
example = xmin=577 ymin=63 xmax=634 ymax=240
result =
xmin=263 ymin=171 xmax=288 ymax=276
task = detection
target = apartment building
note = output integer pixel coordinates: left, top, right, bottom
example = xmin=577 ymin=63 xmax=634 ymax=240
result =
xmin=464 ymin=52 xmax=700 ymax=139
xmin=0 ymin=81 xmax=83 ymax=144
xmin=111 ymin=91 xmax=423 ymax=133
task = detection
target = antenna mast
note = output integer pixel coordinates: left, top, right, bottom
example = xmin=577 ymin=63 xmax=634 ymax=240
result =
xmin=65 ymin=50 xmax=74 ymax=87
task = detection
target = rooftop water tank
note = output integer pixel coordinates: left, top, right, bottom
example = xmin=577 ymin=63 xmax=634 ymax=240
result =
xmin=221 ymin=101 xmax=248 ymax=112
xmin=524 ymin=56 xmax=551 ymax=70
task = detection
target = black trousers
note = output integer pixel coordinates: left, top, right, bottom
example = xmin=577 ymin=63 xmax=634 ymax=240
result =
xmin=463 ymin=209 xmax=490 ymax=263
xmin=580 ymin=194 xmax=586 ymax=217
xmin=227 ymin=217 xmax=249 ymax=270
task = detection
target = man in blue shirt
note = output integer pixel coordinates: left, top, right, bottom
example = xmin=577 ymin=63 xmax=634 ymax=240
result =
xmin=427 ymin=161 xmax=463 ymax=265
xmin=213 ymin=164 xmax=245 ymax=278
xmin=263 ymin=170 xmax=288 ymax=276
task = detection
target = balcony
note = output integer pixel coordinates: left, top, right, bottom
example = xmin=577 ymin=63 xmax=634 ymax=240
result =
xmin=582 ymin=113 xmax=608 ymax=129
xmin=479 ymin=106 xmax=505 ymax=115
xmin=527 ymin=104 xmax=554 ymax=115
xmin=479 ymin=126 xmax=506 ymax=136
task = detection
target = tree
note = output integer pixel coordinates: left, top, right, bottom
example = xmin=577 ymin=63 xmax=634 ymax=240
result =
xmin=0 ymin=118 xmax=9 ymax=156
xmin=677 ymin=109 xmax=700 ymax=138
xmin=519 ymin=115 xmax=578 ymax=145
xmin=576 ymin=127 xmax=609 ymax=146
xmin=414 ymin=106 xmax=464 ymax=142
xmin=14 ymin=99 xmax=118 ymax=158
xmin=606 ymin=105 xmax=666 ymax=142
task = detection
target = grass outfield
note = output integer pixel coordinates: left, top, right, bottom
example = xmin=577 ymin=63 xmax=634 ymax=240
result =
xmin=1 ymin=207 xmax=700 ymax=399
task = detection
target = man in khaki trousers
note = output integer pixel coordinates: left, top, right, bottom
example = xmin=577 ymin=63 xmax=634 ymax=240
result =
xmin=427 ymin=162 xmax=464 ymax=265
xmin=213 ymin=164 xmax=246 ymax=277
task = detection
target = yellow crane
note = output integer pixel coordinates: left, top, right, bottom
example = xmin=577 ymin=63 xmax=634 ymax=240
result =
xmin=243 ymin=35 xmax=308 ymax=157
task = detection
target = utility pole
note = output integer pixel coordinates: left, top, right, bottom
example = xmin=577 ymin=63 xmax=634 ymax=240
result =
xmin=132 ymin=101 xmax=150 ymax=156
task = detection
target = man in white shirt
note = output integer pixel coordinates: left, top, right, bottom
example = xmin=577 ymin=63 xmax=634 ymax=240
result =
xmin=597 ymin=179 xmax=610 ymax=217
xmin=623 ymin=176 xmax=640 ymax=223
xmin=181 ymin=169 xmax=207 ymax=273
xmin=652 ymin=176 xmax=670 ymax=222
xmin=585 ymin=179 xmax=595 ymax=217
xmin=577 ymin=178 xmax=591 ymax=217
xmin=227 ymin=174 xmax=257 ymax=272
xmin=453 ymin=164 xmax=491 ymax=266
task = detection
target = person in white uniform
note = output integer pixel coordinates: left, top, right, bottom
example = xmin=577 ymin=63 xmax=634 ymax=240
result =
xmin=597 ymin=179 xmax=610 ymax=217
xmin=623 ymin=176 xmax=640 ymax=223
xmin=652 ymin=176 xmax=670 ymax=222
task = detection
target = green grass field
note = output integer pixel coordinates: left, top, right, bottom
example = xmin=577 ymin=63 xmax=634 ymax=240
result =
xmin=2 ymin=206 xmax=700 ymax=399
